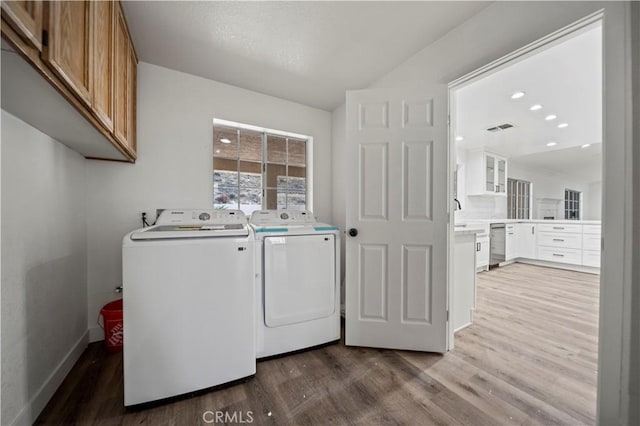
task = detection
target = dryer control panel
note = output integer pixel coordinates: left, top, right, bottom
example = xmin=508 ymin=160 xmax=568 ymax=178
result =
xmin=250 ymin=210 xmax=316 ymax=226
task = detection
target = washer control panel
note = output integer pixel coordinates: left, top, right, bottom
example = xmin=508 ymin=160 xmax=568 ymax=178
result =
xmin=155 ymin=209 xmax=247 ymax=225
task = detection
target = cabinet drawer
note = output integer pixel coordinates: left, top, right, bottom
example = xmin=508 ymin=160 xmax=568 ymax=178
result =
xmin=583 ymin=225 xmax=601 ymax=235
xmin=582 ymin=234 xmax=601 ymax=251
xmin=537 ymin=232 xmax=582 ymax=249
xmin=537 ymin=246 xmax=582 ymax=265
xmin=537 ymin=223 xmax=582 ymax=234
xmin=582 ymin=250 xmax=601 ymax=268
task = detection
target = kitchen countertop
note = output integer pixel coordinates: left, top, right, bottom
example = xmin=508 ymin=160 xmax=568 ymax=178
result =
xmin=454 ymin=225 xmax=486 ymax=236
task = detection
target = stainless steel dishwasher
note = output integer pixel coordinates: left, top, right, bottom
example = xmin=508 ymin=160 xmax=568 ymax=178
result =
xmin=490 ymin=223 xmax=506 ymax=267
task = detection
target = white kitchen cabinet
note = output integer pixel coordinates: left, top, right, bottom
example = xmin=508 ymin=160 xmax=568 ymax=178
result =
xmin=453 ymin=233 xmax=477 ymax=332
xmin=582 ymin=224 xmax=601 ymax=267
xmin=476 ymin=234 xmax=490 ymax=271
xmin=465 ymin=149 xmax=507 ymax=196
xmin=515 ymin=223 xmax=537 ymax=259
xmin=537 ymin=246 xmax=583 ymax=265
xmin=536 ymin=222 xmax=584 ymax=266
xmin=505 ymin=224 xmax=516 ymax=260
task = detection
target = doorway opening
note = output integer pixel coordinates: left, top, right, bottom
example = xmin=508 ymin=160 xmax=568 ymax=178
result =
xmin=448 ymin=13 xmax=603 ymax=424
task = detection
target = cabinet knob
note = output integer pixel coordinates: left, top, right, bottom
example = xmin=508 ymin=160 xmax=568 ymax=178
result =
xmin=348 ymin=228 xmax=358 ymax=237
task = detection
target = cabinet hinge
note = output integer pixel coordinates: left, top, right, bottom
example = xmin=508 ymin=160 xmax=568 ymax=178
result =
xmin=42 ymin=30 xmax=48 ymax=47
xmin=446 ymin=310 xmax=450 ymax=321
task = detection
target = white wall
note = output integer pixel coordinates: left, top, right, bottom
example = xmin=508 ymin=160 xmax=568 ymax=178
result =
xmin=508 ymin=161 xmax=591 ymax=220
xmin=331 ymin=2 xmax=633 ymax=424
xmin=1 ymin=111 xmax=88 ymax=425
xmin=584 ymin=181 xmax=602 ymax=220
xmin=85 ymin=63 xmax=333 ymax=341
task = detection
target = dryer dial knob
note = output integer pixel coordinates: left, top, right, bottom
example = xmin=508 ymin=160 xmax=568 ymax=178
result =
xmin=199 ymin=212 xmax=211 ymax=221
xmin=280 ymin=212 xmax=289 ymax=220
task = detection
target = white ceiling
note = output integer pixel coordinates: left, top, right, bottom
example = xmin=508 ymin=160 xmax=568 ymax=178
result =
xmin=122 ymin=1 xmax=490 ymax=111
xmin=510 ymin=143 xmax=602 ymax=183
xmin=454 ymin=25 xmax=602 ymax=163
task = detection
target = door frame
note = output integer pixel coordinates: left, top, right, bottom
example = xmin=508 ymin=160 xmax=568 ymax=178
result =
xmin=445 ymin=6 xmax=635 ymax=425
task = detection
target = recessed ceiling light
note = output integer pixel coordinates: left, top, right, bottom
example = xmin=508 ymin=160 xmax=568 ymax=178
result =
xmin=546 ymin=141 xmax=557 ymax=147
xmin=581 ymin=144 xmax=591 ymax=148
xmin=220 ymin=138 xmax=232 ymax=144
xmin=455 ymin=136 xmax=464 ymax=141
xmin=545 ymin=114 xmax=557 ymax=121
xmin=529 ymin=104 xmax=543 ymax=111
xmin=558 ymin=123 xmax=568 ymax=128
xmin=511 ymin=91 xmax=526 ymax=99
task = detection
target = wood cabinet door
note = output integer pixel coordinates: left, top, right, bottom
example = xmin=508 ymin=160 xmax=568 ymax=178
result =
xmin=1 ymin=0 xmax=43 ymax=51
xmin=90 ymin=0 xmax=114 ymax=131
xmin=126 ymin=42 xmax=137 ymax=155
xmin=113 ymin=1 xmax=136 ymax=155
xmin=113 ymin=1 xmax=130 ymax=151
xmin=42 ymin=0 xmax=92 ymax=107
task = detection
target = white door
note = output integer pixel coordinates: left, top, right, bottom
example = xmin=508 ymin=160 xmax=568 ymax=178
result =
xmin=345 ymin=86 xmax=448 ymax=353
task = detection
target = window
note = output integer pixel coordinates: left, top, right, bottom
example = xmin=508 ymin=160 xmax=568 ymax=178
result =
xmin=564 ymin=189 xmax=581 ymax=220
xmin=213 ymin=120 xmax=309 ymax=214
xmin=507 ymin=178 xmax=531 ymax=219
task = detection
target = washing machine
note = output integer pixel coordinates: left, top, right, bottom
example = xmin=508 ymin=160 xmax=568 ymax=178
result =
xmin=250 ymin=210 xmax=341 ymax=358
xmin=122 ymin=209 xmax=255 ymax=406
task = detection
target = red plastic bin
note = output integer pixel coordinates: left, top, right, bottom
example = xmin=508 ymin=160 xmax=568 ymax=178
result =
xmin=100 ymin=299 xmax=123 ymax=352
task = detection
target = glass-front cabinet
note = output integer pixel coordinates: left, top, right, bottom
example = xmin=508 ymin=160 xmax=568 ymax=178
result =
xmin=466 ymin=149 xmax=508 ymax=196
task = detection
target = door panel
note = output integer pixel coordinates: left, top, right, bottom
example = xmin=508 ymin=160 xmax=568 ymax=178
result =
xmin=359 ymin=143 xmax=388 ymax=220
xmin=402 ymin=244 xmax=432 ymax=324
xmin=346 ymin=86 xmax=447 ymax=353
xmin=403 ymin=141 xmax=433 ymax=220
xmin=359 ymin=244 xmax=388 ymax=320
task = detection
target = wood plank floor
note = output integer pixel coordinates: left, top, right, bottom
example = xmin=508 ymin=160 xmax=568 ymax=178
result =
xmin=36 ymin=263 xmax=599 ymax=425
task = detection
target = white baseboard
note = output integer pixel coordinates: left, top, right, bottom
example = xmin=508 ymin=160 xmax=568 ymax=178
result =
xmin=516 ymin=258 xmax=600 ymax=274
xmin=89 ymin=325 xmax=104 ymax=343
xmin=10 ymin=330 xmax=89 ymax=426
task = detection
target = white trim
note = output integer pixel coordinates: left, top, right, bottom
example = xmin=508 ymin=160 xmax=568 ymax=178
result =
xmin=9 ymin=331 xmax=89 ymax=426
xmin=213 ymin=118 xmax=310 ymax=141
xmin=515 ymin=259 xmax=600 ymax=275
xmin=448 ymin=10 xmax=604 ymax=91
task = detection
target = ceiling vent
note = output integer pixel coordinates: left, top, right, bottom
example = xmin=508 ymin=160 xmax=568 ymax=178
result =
xmin=486 ymin=123 xmax=515 ymax=132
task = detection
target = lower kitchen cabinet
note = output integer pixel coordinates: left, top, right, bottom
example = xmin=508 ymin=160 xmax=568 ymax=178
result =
xmin=537 ymin=246 xmax=583 ymax=265
xmin=516 ymin=223 xmax=537 ymax=259
xmin=476 ymin=234 xmax=489 ymax=271
xmin=505 ymin=224 xmax=516 ymax=261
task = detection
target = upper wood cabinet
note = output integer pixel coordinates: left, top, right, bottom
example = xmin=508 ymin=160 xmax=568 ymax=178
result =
xmin=113 ymin=1 xmax=136 ymax=154
xmin=1 ymin=1 xmax=42 ymax=51
xmin=91 ymin=0 xmax=115 ymax=131
xmin=1 ymin=0 xmax=137 ymax=161
xmin=42 ymin=1 xmax=92 ymax=108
